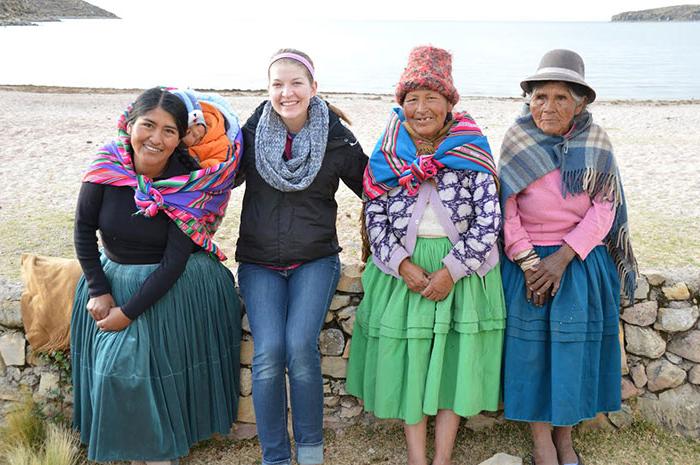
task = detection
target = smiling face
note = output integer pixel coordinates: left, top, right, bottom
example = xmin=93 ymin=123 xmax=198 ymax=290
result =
xmin=402 ymin=89 xmax=453 ymax=139
xmin=127 ymin=107 xmax=181 ymax=178
xmin=268 ymin=60 xmax=317 ymax=133
xmin=530 ymin=81 xmax=585 ymax=136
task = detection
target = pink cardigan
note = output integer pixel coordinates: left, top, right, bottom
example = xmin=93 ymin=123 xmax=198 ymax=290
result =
xmin=503 ymin=169 xmax=615 ymax=261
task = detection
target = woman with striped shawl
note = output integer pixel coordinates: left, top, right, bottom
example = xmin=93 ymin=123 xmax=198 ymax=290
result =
xmin=346 ymin=46 xmax=505 ymax=465
xmin=499 ymin=50 xmax=637 ymax=465
xmin=71 ymin=87 xmax=242 ymax=464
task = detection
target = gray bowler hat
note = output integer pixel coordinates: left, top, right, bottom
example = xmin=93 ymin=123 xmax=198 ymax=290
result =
xmin=520 ymin=49 xmax=596 ymax=103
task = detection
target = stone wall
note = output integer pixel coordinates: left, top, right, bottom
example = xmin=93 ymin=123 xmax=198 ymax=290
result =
xmin=1 ymin=267 xmax=699 ymax=439
xmin=617 ymin=272 xmax=700 ymax=438
xmin=0 ymin=277 xmax=70 ymax=419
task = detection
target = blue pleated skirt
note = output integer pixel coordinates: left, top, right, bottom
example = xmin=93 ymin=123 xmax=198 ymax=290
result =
xmin=502 ymin=245 xmax=621 ymax=426
xmin=71 ymin=252 xmax=241 ymax=462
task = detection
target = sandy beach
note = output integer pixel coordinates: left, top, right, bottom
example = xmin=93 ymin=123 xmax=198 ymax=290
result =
xmin=0 ymin=86 xmax=698 ymax=282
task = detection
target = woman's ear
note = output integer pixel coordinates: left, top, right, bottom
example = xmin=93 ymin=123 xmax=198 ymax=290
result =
xmin=311 ymin=80 xmax=318 ymax=97
xmin=126 ymin=122 xmax=133 ymax=135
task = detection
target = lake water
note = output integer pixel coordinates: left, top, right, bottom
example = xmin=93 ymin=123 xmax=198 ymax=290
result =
xmin=1 ymin=19 xmax=699 ymax=100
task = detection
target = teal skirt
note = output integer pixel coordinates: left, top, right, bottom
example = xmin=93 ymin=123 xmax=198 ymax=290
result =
xmin=346 ymin=237 xmax=506 ymax=425
xmin=71 ymin=252 xmax=241 ymax=462
xmin=502 ymin=245 xmax=621 ymax=426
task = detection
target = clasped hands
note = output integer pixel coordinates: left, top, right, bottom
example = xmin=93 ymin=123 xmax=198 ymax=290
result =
xmin=86 ymin=294 xmax=132 ymax=331
xmin=525 ymin=244 xmax=576 ymax=307
xmin=399 ymin=258 xmax=454 ymax=301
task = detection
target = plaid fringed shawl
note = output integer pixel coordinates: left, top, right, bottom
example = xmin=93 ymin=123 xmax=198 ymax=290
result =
xmin=83 ymin=105 xmax=241 ymax=261
xmin=499 ymin=110 xmax=638 ymax=299
xmin=363 ymin=108 xmax=497 ymax=199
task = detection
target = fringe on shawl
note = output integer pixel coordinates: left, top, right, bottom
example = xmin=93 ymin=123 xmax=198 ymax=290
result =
xmin=608 ymin=225 xmax=638 ymax=301
xmin=560 ymin=165 xmax=638 ymax=300
xmin=560 ymin=167 xmax=622 ymax=208
xmin=500 ymin=112 xmax=639 ymax=301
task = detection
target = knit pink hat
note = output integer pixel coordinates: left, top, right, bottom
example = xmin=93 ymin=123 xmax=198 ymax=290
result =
xmin=395 ymin=46 xmax=459 ymax=106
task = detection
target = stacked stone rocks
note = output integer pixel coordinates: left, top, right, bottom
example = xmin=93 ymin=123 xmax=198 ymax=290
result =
xmin=234 ymin=267 xmax=700 ymax=439
xmin=617 ymin=272 xmax=700 ymax=438
xmin=0 ymin=278 xmax=69 ymax=419
xmin=2 ymin=266 xmax=699 ymax=440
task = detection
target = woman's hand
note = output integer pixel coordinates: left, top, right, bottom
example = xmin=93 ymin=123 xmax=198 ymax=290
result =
xmin=399 ymin=258 xmax=430 ymax=293
xmin=527 ymin=244 xmax=577 ymax=300
xmin=422 ymin=268 xmax=454 ymax=302
xmin=95 ymin=307 xmax=132 ymax=332
xmin=86 ymin=294 xmax=116 ymax=321
xmin=524 ymin=268 xmax=547 ymax=307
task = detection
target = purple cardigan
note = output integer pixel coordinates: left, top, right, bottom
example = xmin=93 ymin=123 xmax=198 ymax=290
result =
xmin=365 ymin=168 xmax=501 ymax=281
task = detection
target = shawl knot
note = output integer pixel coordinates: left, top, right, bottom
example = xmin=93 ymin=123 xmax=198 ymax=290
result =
xmin=81 ymin=103 xmax=242 ymax=261
xmin=134 ymin=179 xmax=165 ymax=217
xmin=398 ymin=155 xmax=444 ymax=195
xmin=363 ymin=109 xmax=496 ymax=200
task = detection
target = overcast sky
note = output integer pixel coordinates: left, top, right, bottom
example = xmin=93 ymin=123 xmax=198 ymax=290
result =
xmin=90 ymin=0 xmax=691 ymax=22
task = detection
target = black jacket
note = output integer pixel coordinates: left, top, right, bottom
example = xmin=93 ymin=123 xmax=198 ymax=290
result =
xmin=235 ymin=101 xmax=368 ymax=266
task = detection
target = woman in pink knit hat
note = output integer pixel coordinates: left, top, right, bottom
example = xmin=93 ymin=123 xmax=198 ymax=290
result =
xmin=347 ymin=46 xmax=505 ymax=465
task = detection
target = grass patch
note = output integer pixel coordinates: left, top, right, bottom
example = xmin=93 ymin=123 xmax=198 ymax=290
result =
xmin=0 ymin=394 xmax=46 ymax=454
xmin=0 ymin=210 xmax=75 ymax=282
xmin=629 ymin=209 xmax=700 ymax=270
xmin=170 ymin=418 xmax=700 ymax=465
xmin=3 ymin=425 xmax=80 ymax=465
xmin=40 ymin=425 xmax=81 ymax=465
xmin=1 ymin=202 xmax=697 ymax=284
xmin=1 ymin=394 xmax=80 ymax=465
xmin=574 ymin=419 xmax=700 ymax=465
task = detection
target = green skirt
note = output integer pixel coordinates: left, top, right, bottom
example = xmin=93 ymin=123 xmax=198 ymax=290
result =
xmin=71 ymin=252 xmax=241 ymax=462
xmin=346 ymin=237 xmax=505 ymax=424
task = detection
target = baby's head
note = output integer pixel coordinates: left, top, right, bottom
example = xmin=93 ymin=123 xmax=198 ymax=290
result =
xmin=182 ymin=123 xmax=206 ymax=146
xmin=168 ymin=88 xmax=207 ymax=147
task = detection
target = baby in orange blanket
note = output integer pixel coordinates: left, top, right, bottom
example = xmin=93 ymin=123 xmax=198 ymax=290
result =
xmin=170 ymin=89 xmax=237 ymax=169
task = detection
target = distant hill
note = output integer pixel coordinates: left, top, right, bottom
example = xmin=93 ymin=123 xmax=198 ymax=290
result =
xmin=612 ymin=4 xmax=700 ymax=21
xmin=0 ymin=0 xmax=118 ymax=26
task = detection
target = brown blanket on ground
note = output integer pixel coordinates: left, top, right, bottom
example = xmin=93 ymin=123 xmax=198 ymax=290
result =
xmin=20 ymin=254 xmax=82 ymax=352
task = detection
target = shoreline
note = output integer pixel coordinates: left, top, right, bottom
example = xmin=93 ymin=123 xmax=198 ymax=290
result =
xmin=1 ymin=84 xmax=698 ymax=105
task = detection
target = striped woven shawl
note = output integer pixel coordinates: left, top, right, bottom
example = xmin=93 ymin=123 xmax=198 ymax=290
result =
xmin=83 ymin=105 xmax=240 ymax=261
xmin=498 ymin=110 xmax=638 ymax=299
xmin=363 ymin=108 xmax=497 ymax=199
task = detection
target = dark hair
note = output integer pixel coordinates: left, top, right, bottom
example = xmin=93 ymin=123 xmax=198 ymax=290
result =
xmin=127 ymin=87 xmax=189 ymax=138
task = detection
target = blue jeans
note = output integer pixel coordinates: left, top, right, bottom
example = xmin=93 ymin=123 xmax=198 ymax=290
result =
xmin=237 ymin=254 xmax=341 ymax=465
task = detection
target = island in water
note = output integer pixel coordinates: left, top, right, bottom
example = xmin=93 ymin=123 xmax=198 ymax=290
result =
xmin=612 ymin=4 xmax=700 ymax=21
xmin=0 ymin=0 xmax=118 ymax=26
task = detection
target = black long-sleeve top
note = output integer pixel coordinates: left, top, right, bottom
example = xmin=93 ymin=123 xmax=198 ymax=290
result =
xmin=74 ymin=151 xmax=201 ymax=319
xmin=235 ymin=102 xmax=368 ymax=266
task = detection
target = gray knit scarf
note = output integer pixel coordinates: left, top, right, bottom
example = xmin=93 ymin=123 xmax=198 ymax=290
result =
xmin=254 ymin=96 xmax=329 ymax=192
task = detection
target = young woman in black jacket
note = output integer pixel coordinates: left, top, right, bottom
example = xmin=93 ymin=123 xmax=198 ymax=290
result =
xmin=235 ymin=48 xmax=368 ymax=465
